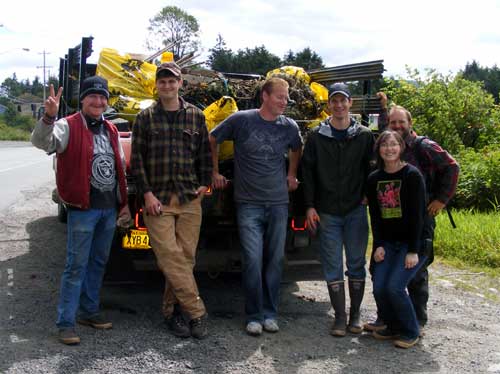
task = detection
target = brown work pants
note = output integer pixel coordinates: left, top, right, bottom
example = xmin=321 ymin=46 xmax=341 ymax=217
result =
xmin=144 ymin=195 xmax=206 ymax=320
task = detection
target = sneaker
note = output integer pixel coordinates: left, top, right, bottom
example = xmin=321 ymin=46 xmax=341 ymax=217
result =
xmin=363 ymin=317 xmax=386 ymax=332
xmin=77 ymin=315 xmax=112 ymax=330
xmin=373 ymin=327 xmax=400 ymax=340
xmin=165 ymin=314 xmax=191 ymax=338
xmin=58 ymin=328 xmax=80 ymax=345
xmin=263 ymin=319 xmax=279 ymax=333
xmin=394 ymin=335 xmax=419 ymax=349
xmin=246 ymin=321 xmax=263 ymax=336
xmin=190 ymin=315 xmax=208 ymax=339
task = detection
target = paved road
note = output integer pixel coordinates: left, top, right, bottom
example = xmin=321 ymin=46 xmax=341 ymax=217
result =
xmin=0 ymin=141 xmax=54 ymax=211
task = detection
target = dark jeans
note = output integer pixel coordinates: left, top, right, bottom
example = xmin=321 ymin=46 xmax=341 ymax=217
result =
xmin=236 ymin=203 xmax=288 ymax=323
xmin=372 ymin=241 xmax=427 ymax=339
xmin=407 ymin=213 xmax=435 ymax=326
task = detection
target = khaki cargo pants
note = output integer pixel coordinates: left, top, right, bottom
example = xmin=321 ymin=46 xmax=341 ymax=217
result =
xmin=144 ymin=195 xmax=206 ymax=320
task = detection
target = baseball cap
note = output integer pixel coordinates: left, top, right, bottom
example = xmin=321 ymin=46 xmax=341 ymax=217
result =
xmin=156 ymin=62 xmax=182 ymax=79
xmin=328 ymin=82 xmax=351 ymax=99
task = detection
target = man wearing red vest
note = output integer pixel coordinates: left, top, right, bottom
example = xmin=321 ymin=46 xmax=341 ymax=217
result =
xmin=31 ymin=76 xmax=130 ymax=345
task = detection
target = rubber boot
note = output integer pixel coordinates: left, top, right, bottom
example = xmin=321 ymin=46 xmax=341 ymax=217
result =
xmin=348 ymin=278 xmax=365 ymax=334
xmin=327 ymin=281 xmax=347 ymax=337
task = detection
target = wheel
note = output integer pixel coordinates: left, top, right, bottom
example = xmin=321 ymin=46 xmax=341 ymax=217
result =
xmin=57 ymin=201 xmax=67 ymax=223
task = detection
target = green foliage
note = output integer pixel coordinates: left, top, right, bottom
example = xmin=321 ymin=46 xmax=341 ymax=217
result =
xmin=208 ymin=35 xmax=325 ymax=76
xmin=282 ymin=47 xmax=324 ymax=70
xmin=146 ymin=6 xmax=200 ymax=59
xmin=383 ymin=68 xmax=500 ymax=153
xmin=435 ymin=210 xmax=500 ymax=269
xmin=461 ymin=60 xmax=500 ymax=103
xmin=0 ymin=121 xmax=31 ymax=141
xmin=454 ymin=145 xmax=500 ymax=210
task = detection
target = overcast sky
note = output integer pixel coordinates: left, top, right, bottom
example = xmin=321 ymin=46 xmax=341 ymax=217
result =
xmin=2 ymin=0 xmax=500 ymax=85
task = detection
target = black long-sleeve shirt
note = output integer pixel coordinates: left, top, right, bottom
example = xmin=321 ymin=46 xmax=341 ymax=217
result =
xmin=366 ymin=164 xmax=426 ymax=254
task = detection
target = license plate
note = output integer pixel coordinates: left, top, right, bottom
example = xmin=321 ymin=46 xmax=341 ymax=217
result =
xmin=122 ymin=230 xmax=151 ymax=250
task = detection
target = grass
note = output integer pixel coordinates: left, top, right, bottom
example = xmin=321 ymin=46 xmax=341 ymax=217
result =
xmin=0 ymin=121 xmax=31 ymax=141
xmin=435 ymin=209 xmax=500 ymax=275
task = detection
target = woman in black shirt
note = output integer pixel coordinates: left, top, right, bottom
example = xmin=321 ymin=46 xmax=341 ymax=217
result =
xmin=366 ymin=130 xmax=427 ymax=349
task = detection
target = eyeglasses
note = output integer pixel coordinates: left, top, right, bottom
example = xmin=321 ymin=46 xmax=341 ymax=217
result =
xmin=379 ymin=142 xmax=400 ymax=148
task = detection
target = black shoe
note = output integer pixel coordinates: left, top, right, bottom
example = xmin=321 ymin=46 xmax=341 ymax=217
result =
xmin=190 ymin=315 xmax=208 ymax=339
xmin=394 ymin=335 xmax=419 ymax=349
xmin=77 ymin=315 xmax=112 ymax=330
xmin=363 ymin=317 xmax=386 ymax=332
xmin=165 ymin=314 xmax=190 ymax=338
xmin=373 ymin=327 xmax=400 ymax=340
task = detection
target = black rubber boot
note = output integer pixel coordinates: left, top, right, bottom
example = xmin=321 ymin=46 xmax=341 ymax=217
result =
xmin=348 ymin=278 xmax=365 ymax=334
xmin=327 ymin=281 xmax=347 ymax=337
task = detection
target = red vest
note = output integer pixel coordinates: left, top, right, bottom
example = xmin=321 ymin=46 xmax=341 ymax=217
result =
xmin=56 ymin=112 xmax=127 ymax=210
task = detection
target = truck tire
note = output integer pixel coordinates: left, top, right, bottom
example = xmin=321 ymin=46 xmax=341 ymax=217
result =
xmin=57 ymin=201 xmax=67 ymax=223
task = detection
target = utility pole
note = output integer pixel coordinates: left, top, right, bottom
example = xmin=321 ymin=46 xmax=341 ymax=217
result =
xmin=37 ymin=50 xmax=52 ymax=102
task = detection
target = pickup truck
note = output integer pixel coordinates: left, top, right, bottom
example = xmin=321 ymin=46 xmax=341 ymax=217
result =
xmin=54 ymin=37 xmax=384 ymax=280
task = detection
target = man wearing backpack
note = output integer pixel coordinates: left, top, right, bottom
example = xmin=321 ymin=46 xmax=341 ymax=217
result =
xmin=365 ymin=95 xmax=459 ymax=333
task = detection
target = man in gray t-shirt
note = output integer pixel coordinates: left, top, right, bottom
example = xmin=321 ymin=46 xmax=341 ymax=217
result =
xmin=209 ymin=77 xmax=302 ymax=336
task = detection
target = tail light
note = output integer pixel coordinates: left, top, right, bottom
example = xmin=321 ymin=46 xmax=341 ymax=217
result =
xmin=291 ymin=217 xmax=307 ymax=231
xmin=135 ymin=208 xmax=147 ymax=231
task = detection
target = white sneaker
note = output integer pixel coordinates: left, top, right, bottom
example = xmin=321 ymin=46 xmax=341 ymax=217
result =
xmin=263 ymin=319 xmax=279 ymax=333
xmin=246 ymin=321 xmax=262 ymax=336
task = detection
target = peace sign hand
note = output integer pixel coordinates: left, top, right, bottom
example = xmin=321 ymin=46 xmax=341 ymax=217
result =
xmin=44 ymin=84 xmax=63 ymax=118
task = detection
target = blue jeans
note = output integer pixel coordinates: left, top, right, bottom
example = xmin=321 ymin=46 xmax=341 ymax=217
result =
xmin=318 ymin=205 xmax=368 ymax=282
xmin=56 ymin=208 xmax=117 ymax=329
xmin=372 ymin=241 xmax=427 ymax=339
xmin=236 ymin=203 xmax=288 ymax=323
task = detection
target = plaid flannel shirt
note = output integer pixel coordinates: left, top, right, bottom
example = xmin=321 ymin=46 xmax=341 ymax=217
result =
xmin=131 ymin=98 xmax=212 ymax=205
xmin=404 ymin=131 xmax=459 ymax=205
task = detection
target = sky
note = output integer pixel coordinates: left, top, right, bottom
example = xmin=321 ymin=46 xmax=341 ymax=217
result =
xmin=2 ymin=0 xmax=500 ymax=85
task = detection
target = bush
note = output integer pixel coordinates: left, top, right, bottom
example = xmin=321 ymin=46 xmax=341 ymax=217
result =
xmin=454 ymin=145 xmax=500 ymax=210
xmin=0 ymin=122 xmax=31 ymax=141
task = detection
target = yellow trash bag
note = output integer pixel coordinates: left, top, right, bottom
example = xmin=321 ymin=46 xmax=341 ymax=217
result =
xmin=266 ymin=66 xmax=311 ymax=84
xmin=310 ymin=82 xmax=329 ymax=103
xmin=109 ymin=96 xmax=155 ymax=122
xmin=307 ymin=110 xmax=329 ymax=129
xmin=203 ymin=96 xmax=238 ymax=161
xmin=96 ymin=48 xmax=156 ymax=100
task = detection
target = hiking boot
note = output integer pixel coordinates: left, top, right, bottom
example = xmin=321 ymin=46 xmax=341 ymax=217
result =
xmin=373 ymin=327 xmax=400 ymax=341
xmin=394 ymin=335 xmax=419 ymax=349
xmin=263 ymin=319 xmax=279 ymax=333
xmin=190 ymin=315 xmax=208 ymax=339
xmin=327 ymin=281 xmax=347 ymax=337
xmin=58 ymin=328 xmax=80 ymax=345
xmin=246 ymin=321 xmax=263 ymax=336
xmin=363 ymin=317 xmax=387 ymax=332
xmin=419 ymin=324 xmax=425 ymax=338
xmin=165 ymin=314 xmax=190 ymax=338
xmin=347 ymin=279 xmax=365 ymax=334
xmin=77 ymin=315 xmax=112 ymax=330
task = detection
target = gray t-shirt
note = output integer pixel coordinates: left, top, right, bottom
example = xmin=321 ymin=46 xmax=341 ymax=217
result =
xmin=211 ymin=109 xmax=303 ymax=204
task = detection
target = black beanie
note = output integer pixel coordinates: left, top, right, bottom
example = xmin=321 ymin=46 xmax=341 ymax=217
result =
xmin=80 ymin=76 xmax=110 ymax=101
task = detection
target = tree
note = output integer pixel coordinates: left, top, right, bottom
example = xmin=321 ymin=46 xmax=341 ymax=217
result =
xmin=145 ymin=6 xmax=200 ymax=59
xmin=282 ymin=47 xmax=324 ymax=70
xmin=232 ymin=46 xmax=281 ymax=75
xmin=207 ymin=34 xmax=234 ymax=72
xmin=383 ymin=67 xmax=500 ymax=153
xmin=461 ymin=60 xmax=500 ymax=103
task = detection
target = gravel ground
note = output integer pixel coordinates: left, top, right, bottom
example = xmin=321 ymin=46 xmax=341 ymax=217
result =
xmin=0 ymin=182 xmax=499 ymax=374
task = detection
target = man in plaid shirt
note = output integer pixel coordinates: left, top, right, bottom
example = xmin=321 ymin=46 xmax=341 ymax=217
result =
xmin=365 ymin=95 xmax=459 ymax=333
xmin=131 ymin=62 xmax=212 ymax=339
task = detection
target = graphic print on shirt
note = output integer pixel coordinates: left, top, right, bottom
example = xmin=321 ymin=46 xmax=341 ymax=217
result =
xmin=243 ymin=126 xmax=288 ymax=161
xmin=91 ymin=131 xmax=116 ymax=192
xmin=377 ymin=179 xmax=402 ymax=219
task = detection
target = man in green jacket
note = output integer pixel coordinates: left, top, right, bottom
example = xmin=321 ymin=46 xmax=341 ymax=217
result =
xmin=302 ymin=83 xmax=374 ymax=337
